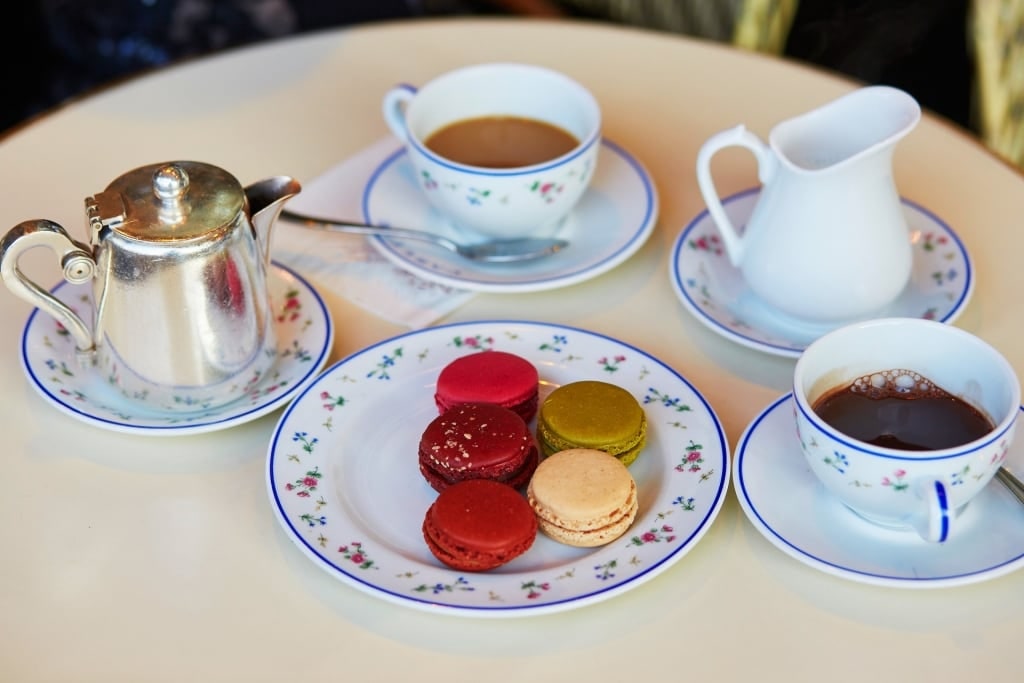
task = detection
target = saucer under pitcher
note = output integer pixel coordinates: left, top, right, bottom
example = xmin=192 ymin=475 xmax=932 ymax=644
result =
xmin=0 ymin=161 xmax=301 ymax=414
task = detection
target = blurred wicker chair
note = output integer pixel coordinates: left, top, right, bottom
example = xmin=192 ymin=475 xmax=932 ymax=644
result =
xmin=971 ymin=0 xmax=1024 ymax=167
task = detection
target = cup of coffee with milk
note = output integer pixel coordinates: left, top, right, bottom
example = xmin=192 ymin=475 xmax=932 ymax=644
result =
xmin=793 ymin=318 xmax=1020 ymax=543
xmin=382 ymin=62 xmax=601 ymax=239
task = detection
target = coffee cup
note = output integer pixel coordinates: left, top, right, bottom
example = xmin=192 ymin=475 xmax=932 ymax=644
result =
xmin=793 ymin=317 xmax=1020 ymax=543
xmin=381 ymin=62 xmax=601 ymax=240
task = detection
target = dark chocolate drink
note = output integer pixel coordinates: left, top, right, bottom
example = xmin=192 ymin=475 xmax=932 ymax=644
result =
xmin=811 ymin=369 xmax=994 ymax=451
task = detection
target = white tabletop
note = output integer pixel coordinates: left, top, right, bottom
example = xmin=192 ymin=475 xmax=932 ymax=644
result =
xmin=1 ymin=17 xmax=1022 ymax=682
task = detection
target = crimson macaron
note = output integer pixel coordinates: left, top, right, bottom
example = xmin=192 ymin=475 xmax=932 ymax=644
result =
xmin=434 ymin=351 xmax=540 ymax=422
xmin=418 ymin=401 xmax=539 ymax=492
xmin=422 ymin=479 xmax=538 ymax=572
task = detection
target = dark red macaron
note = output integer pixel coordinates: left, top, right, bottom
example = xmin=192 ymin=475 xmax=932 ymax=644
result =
xmin=418 ymin=401 xmax=539 ymax=492
xmin=422 ymin=479 xmax=538 ymax=572
xmin=434 ymin=351 xmax=540 ymax=422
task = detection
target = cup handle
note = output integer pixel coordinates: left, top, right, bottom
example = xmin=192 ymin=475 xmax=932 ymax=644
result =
xmin=381 ymin=84 xmax=417 ymax=142
xmin=909 ymin=479 xmax=952 ymax=543
xmin=695 ymin=124 xmax=777 ymax=267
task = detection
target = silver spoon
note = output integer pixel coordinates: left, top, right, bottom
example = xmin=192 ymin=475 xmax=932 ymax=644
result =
xmin=280 ymin=209 xmax=569 ymax=263
xmin=996 ymin=466 xmax=1024 ymax=506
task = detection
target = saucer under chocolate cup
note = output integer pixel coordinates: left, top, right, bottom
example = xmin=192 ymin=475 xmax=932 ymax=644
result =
xmin=792 ymin=317 xmax=1020 ymax=542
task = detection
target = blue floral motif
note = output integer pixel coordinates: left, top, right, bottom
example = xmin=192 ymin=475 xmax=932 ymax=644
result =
xmin=644 ymin=387 xmax=692 ymax=412
xmin=413 ymin=577 xmax=475 ymax=594
xmin=366 ymin=347 xmax=403 ymax=380
xmin=539 ymin=334 xmax=568 ymax=352
xmin=824 ymin=450 xmax=849 ymax=473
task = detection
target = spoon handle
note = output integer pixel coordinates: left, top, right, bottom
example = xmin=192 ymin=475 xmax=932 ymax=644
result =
xmin=996 ymin=466 xmax=1024 ymax=506
xmin=280 ymin=209 xmax=457 ymax=250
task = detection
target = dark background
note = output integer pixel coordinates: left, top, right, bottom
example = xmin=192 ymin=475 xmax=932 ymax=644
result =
xmin=2 ymin=0 xmax=972 ymax=137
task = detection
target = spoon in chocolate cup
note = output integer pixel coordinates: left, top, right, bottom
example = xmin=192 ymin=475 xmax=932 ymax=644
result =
xmin=996 ymin=466 xmax=1024 ymax=506
xmin=281 ymin=209 xmax=569 ymax=263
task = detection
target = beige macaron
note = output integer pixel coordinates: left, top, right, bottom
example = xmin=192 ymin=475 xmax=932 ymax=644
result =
xmin=526 ymin=448 xmax=638 ymax=547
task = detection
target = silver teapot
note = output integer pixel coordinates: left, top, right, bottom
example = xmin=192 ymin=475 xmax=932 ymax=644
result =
xmin=0 ymin=161 xmax=301 ymax=414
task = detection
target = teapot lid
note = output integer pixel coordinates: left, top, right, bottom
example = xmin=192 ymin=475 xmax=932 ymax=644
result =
xmin=90 ymin=161 xmax=245 ymax=241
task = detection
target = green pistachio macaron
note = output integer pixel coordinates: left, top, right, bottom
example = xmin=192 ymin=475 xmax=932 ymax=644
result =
xmin=536 ymin=380 xmax=647 ymax=466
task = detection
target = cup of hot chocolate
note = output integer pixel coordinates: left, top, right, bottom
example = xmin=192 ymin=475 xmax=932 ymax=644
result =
xmin=793 ymin=317 xmax=1020 ymax=543
xmin=381 ymin=62 xmax=601 ymax=240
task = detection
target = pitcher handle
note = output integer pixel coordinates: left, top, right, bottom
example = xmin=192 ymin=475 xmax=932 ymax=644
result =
xmin=0 ymin=220 xmax=96 ymax=356
xmin=382 ymin=84 xmax=417 ymax=142
xmin=695 ymin=124 xmax=777 ymax=267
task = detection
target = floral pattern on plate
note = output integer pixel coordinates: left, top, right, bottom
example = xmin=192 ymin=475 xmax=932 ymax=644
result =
xmin=266 ymin=320 xmax=728 ymax=617
xmin=670 ymin=189 xmax=974 ymax=358
xmin=19 ymin=262 xmax=333 ymax=436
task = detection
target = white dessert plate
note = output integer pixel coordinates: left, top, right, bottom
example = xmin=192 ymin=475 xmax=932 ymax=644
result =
xmin=733 ymin=394 xmax=1024 ymax=588
xmin=19 ymin=262 xmax=333 ymax=436
xmin=266 ymin=320 xmax=728 ymax=617
xmin=670 ymin=189 xmax=973 ymax=358
xmin=360 ymin=140 xmax=658 ymax=293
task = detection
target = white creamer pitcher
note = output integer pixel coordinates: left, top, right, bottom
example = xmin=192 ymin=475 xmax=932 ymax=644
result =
xmin=696 ymin=86 xmax=921 ymax=323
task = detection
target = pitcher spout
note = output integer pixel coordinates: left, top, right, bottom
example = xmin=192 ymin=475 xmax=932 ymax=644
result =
xmin=246 ymin=176 xmax=302 ymax=264
xmin=770 ymin=85 xmax=921 ymax=173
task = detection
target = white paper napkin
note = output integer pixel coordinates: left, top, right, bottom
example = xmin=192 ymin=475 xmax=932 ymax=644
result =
xmin=272 ymin=139 xmax=474 ymax=328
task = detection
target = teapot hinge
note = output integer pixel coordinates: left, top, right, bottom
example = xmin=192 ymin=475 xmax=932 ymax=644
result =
xmin=86 ymin=191 xmax=127 ymax=244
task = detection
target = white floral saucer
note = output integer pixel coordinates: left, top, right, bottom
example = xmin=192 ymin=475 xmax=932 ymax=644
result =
xmin=733 ymin=395 xmax=1024 ymax=588
xmin=359 ymin=140 xmax=658 ymax=293
xmin=266 ymin=320 xmax=728 ymax=617
xmin=670 ymin=189 xmax=974 ymax=358
xmin=20 ymin=262 xmax=333 ymax=436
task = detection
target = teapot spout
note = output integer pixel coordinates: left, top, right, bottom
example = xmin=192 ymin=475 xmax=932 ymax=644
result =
xmin=246 ymin=176 xmax=302 ymax=264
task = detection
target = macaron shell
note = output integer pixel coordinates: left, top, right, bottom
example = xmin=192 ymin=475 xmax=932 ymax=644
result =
xmin=537 ymin=381 xmax=647 ymax=464
xmin=422 ymin=479 xmax=538 ymax=571
xmin=418 ymin=402 xmax=538 ymax=492
xmin=527 ymin=448 xmax=639 ymax=547
xmin=434 ymin=351 xmax=540 ymax=421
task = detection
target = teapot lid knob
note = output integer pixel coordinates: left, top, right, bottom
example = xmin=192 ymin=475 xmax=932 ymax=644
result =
xmin=152 ymin=164 xmax=192 ymax=224
xmin=153 ymin=164 xmax=190 ymax=203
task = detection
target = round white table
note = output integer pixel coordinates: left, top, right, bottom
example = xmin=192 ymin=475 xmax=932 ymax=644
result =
xmin=1 ymin=17 xmax=1021 ymax=682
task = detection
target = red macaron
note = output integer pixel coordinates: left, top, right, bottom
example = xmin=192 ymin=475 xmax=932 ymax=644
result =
xmin=418 ymin=401 xmax=539 ymax=492
xmin=422 ymin=479 xmax=538 ymax=571
xmin=434 ymin=351 xmax=540 ymax=422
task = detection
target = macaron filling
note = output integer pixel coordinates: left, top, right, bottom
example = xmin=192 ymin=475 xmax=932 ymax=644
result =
xmin=527 ymin=448 xmax=639 ymax=547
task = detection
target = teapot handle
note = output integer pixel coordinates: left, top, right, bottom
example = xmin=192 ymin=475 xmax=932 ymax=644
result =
xmin=0 ymin=220 xmax=97 ymax=355
xmin=695 ymin=124 xmax=778 ymax=267
xmin=382 ymin=84 xmax=417 ymax=142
